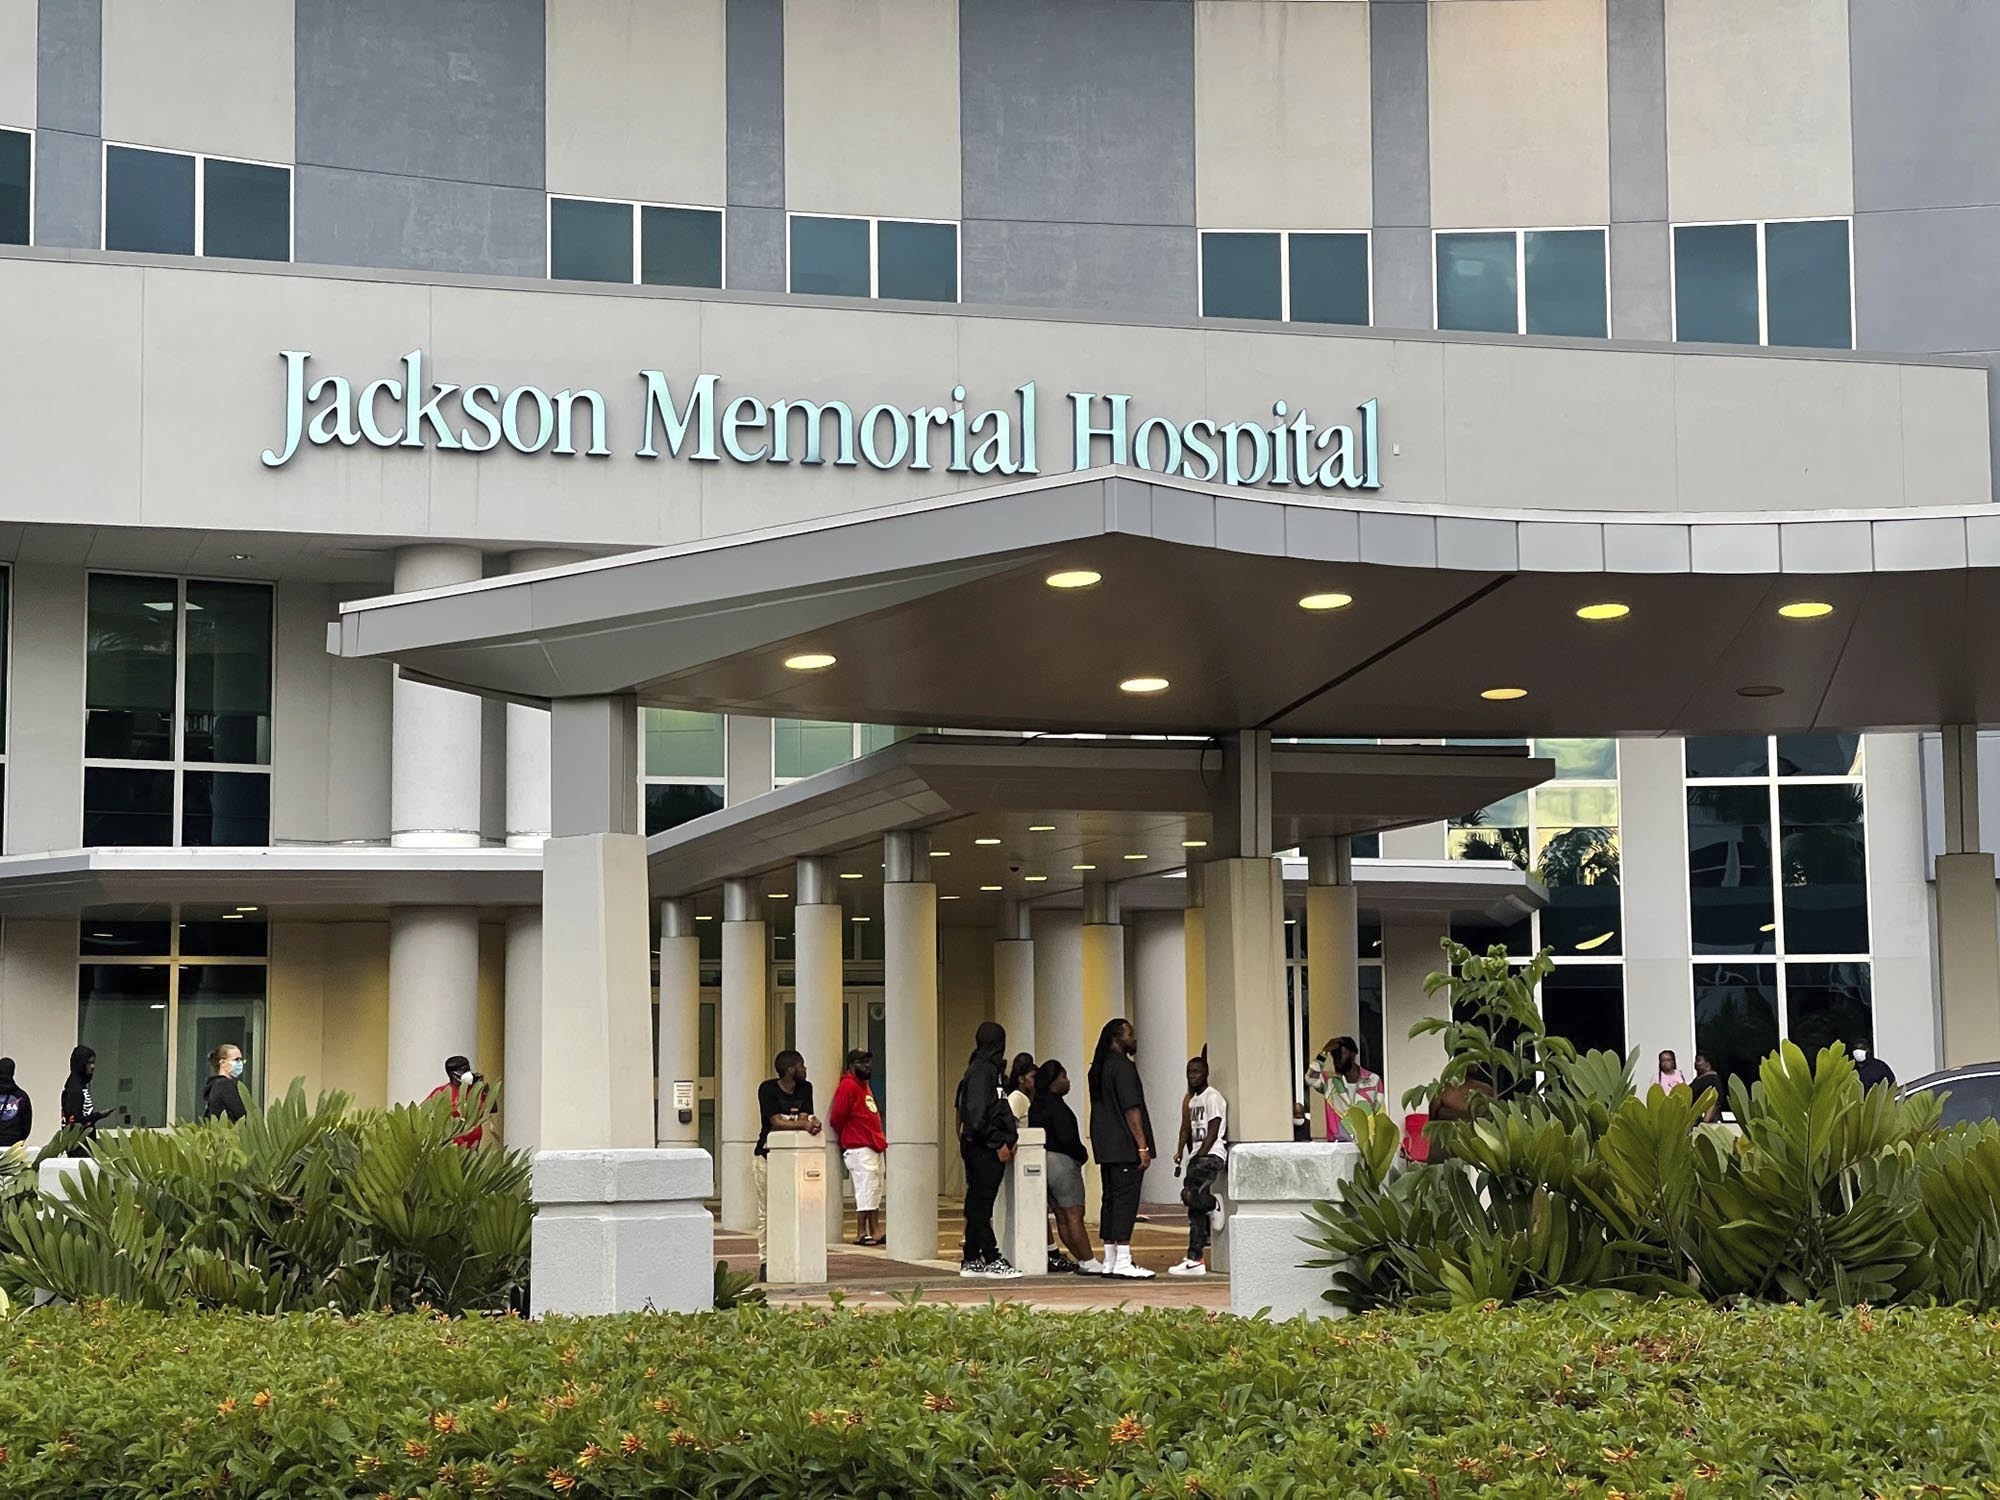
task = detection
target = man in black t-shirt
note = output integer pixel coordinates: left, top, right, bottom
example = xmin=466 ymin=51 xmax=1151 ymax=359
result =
xmin=1087 ymin=1017 xmax=1155 ymax=1279
xmin=753 ymin=1049 xmax=820 ymax=1280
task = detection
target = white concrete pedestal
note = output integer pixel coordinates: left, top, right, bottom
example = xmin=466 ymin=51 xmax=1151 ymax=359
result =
xmin=994 ymin=1127 xmax=1046 ymax=1273
xmin=1226 ymin=1141 xmax=1358 ymax=1320
xmin=530 ymin=1148 xmax=714 ymax=1316
xmin=764 ymin=1131 xmax=829 ymax=1285
xmin=37 ymin=1156 xmax=94 ymax=1200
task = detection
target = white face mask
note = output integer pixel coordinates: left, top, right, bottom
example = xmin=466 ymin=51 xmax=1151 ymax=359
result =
xmin=229 ymin=1059 xmax=245 ymax=1079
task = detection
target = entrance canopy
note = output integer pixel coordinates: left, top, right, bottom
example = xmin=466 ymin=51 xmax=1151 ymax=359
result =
xmin=333 ymin=469 xmax=2000 ymax=738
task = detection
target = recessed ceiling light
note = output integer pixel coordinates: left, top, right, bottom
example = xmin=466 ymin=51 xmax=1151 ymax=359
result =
xmin=1182 ymin=839 xmax=1207 ymax=849
xmin=1575 ymin=602 xmax=1629 ymax=621
xmin=1045 ymin=569 xmax=1102 ymax=590
xmin=222 ymin=913 xmax=244 ymax=920
xmin=150 ymin=1002 xmax=165 ymax=1011
xmin=1123 ymin=853 xmax=1148 ymax=861
xmin=940 ymin=894 xmax=960 ymax=901
xmin=783 ymin=652 xmax=837 ymax=671
xmin=839 ymin=872 xmax=864 ymax=880
xmin=1575 ymin=931 xmax=1615 ymax=952
xmin=1737 ymin=684 xmax=1784 ymax=699
xmin=1029 ymin=824 xmax=1056 ymax=833
xmin=980 ymin=884 xmax=1003 ymax=892
xmin=229 ymin=553 xmax=253 ymax=562
xmin=930 ymin=850 xmax=951 ymax=858
xmin=1778 ymin=601 xmax=1834 ymax=620
xmin=91 ymin=932 xmax=113 ymax=939
xmin=768 ymin=891 xmax=791 ymax=899
xmin=1119 ymin=676 xmax=1170 ymax=695
xmin=851 ymin=915 xmax=872 ymax=923
xmin=235 ymin=906 xmax=259 ymax=913
xmin=1480 ymin=687 xmax=1528 ymax=701
xmin=1023 ymin=874 xmax=1049 ymax=883
xmin=1298 ymin=592 xmax=1353 ymax=612
xmin=975 ymin=837 xmax=1002 ymax=846
xmin=1284 ymin=918 xmax=1297 ymax=926
xmin=695 ymin=915 xmax=714 ymax=922
xmin=1073 ymin=863 xmax=1096 ymax=871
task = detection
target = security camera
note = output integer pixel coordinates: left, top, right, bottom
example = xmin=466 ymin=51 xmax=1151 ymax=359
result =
xmin=1007 ymin=862 xmax=1024 ymax=874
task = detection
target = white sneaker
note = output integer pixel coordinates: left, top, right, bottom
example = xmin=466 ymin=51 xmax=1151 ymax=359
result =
xmin=984 ymin=1257 xmax=1024 ymax=1279
xmin=1075 ymin=1258 xmax=1108 ymax=1275
xmin=1167 ymin=1258 xmax=1207 ymax=1277
xmin=1209 ymin=1204 xmax=1226 ymax=1234
xmin=959 ymin=1259 xmax=990 ymax=1278
xmin=1111 ymin=1260 xmax=1156 ymax=1279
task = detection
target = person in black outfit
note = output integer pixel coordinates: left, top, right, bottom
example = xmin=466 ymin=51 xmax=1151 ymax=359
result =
xmin=0 ymin=1058 xmax=31 ymax=1148
xmin=1854 ymin=1044 xmax=1896 ymax=1093
xmin=1029 ymin=1059 xmax=1098 ymax=1273
xmin=753 ymin=1048 xmax=821 ymax=1281
xmin=60 ymin=1045 xmax=125 ymax=1157
xmin=955 ymin=1020 xmax=1021 ymax=1278
xmin=1688 ymin=1053 xmax=1726 ymax=1124
xmin=201 ymin=1044 xmax=248 ymax=1122
xmin=1088 ymin=1016 xmax=1155 ymax=1279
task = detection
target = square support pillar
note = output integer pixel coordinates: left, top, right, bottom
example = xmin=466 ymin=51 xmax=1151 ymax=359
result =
xmin=1305 ymin=837 xmax=1360 ymax=1061
xmin=763 ymin=1130 xmax=830 ymax=1285
xmin=1938 ymin=725 xmax=2000 ymax=1067
xmin=531 ymin=1149 xmax=714 ymax=1316
xmin=720 ymin=882 xmax=768 ymax=1233
xmin=1203 ymin=855 xmax=1289 ymax=1144
xmin=884 ymin=832 xmax=940 ymax=1267
xmin=656 ymin=899 xmax=701 ymax=1148
xmin=539 ymin=833 xmax=653 ymax=1150
xmin=1226 ymin=1142 xmax=1360 ymax=1321
xmin=793 ymin=861 xmax=848 ymax=1245
xmin=994 ymin=900 xmax=1035 ymax=1054
xmin=993 ymin=1126 xmax=1047 ymax=1274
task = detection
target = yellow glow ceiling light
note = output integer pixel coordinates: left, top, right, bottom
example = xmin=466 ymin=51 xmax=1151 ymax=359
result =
xmin=1119 ymin=676 xmax=1170 ymax=694
xmin=783 ymin=652 xmax=837 ymax=671
xmin=1778 ymin=601 xmax=1834 ymax=620
xmin=1574 ymin=931 xmax=1615 ymax=952
xmin=1123 ymin=853 xmax=1148 ymax=861
xmin=974 ymin=837 xmax=1002 ymax=846
xmin=1045 ymin=569 xmax=1102 ymax=590
xmin=1298 ymin=592 xmax=1354 ymax=612
xmin=1029 ymin=823 xmax=1056 ymax=832
xmin=1182 ymin=839 xmax=1207 ymax=849
xmin=1023 ymin=874 xmax=1049 ymax=883
xmin=1575 ymin=602 xmax=1630 ymax=621
xmin=1480 ymin=687 xmax=1528 ymax=701
xmin=1073 ymin=863 xmax=1096 ymax=871
xmin=980 ymin=884 xmax=1003 ymax=892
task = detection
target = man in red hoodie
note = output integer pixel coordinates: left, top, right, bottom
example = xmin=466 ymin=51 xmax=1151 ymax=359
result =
xmin=827 ymin=1049 xmax=888 ymax=1246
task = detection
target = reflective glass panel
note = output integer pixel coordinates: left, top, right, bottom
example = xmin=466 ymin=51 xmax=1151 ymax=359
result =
xmin=202 ymin=158 xmax=289 ymax=261
xmin=1779 ymin=783 xmax=1868 ymax=954
xmin=858 ymin=724 xmax=910 ymax=754
xmin=1351 ymin=832 xmax=1381 ymax=860
xmin=774 ymin=719 xmax=854 ymax=779
xmin=1435 ymin=232 xmax=1518 ymax=334
xmin=1541 ymin=846 xmax=1622 ymax=958
xmin=104 ymin=145 xmax=196 ymax=255
xmin=640 ymin=205 xmax=723 ymax=289
xmin=79 ymin=919 xmax=172 ymax=956
xmin=86 ymin=574 xmax=177 ymax=760
xmin=174 ymin=964 xmax=266 ymax=1121
xmin=1673 ymin=223 xmax=1759 ymax=344
xmin=1449 ymin=915 xmax=1534 ymax=959
xmin=180 ymin=908 xmax=270 ymax=958
xmin=1536 ymin=737 xmax=1617 ymax=780
xmin=549 ymin=197 xmax=633 ymax=283
xmin=1289 ymin=232 xmax=1369 ymax=327
xmin=184 ymin=581 xmax=272 ymax=764
xmin=1357 ymin=917 xmax=1383 ymax=957
xmin=644 ymin=782 xmax=724 ymax=836
xmin=1785 ymin=961 xmax=1872 ymax=1063
xmin=789 ymin=215 xmax=870 ymax=297
xmin=181 ymin=770 xmax=270 ymax=846
xmin=1201 ymin=232 xmax=1281 ymax=321
xmin=643 ymin=709 xmax=724 ymax=779
xmin=1775 ymin=733 xmax=1861 ymax=778
xmin=1765 ymin=219 xmax=1851 ymax=350
xmin=1685 ymin=734 xmax=1768 ymax=779
xmin=1687 ymin=785 xmax=1775 ymax=953
xmin=1541 ymin=963 xmax=1625 ymax=1058
xmin=83 ymin=767 xmax=174 ymax=845
xmin=1524 ymin=229 xmax=1607 ymax=337
xmin=1693 ymin=963 xmax=1779 ymax=1098
xmin=876 ymin=219 xmax=957 ymax=303
xmin=77 ymin=963 xmax=169 ymax=1128
xmin=0 ymin=128 xmax=27 ymax=246
xmin=1357 ymin=965 xmax=1384 ymax=1076
xmin=0 ymin=567 xmax=9 ymax=735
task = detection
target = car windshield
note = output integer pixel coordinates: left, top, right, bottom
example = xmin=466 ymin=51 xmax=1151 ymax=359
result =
xmin=1910 ymin=1073 xmax=2000 ymax=1129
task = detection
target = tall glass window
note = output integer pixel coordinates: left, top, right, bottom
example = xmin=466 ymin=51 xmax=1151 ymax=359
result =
xmin=103 ymin=145 xmax=290 ymax=262
xmin=1448 ymin=737 xmax=1624 ymax=1054
xmin=1673 ymin=218 xmax=1852 ymax=349
xmin=1685 ymin=733 xmax=1870 ymax=1092
xmin=0 ymin=128 xmax=29 ymax=246
xmin=642 ymin=708 xmax=725 ymax=836
xmin=547 ymin=196 xmax=724 ymax=289
xmin=1199 ymin=230 xmax=1370 ymax=326
xmin=84 ymin=576 xmax=273 ymax=847
xmin=772 ymin=721 xmax=919 ymax=784
xmin=788 ymin=214 xmax=959 ymax=303
xmin=78 ymin=908 xmax=267 ymax=1127
xmin=1436 ymin=229 xmax=1607 ymax=337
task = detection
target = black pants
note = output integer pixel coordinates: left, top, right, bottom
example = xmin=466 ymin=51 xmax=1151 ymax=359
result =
xmin=1100 ymin=1161 xmax=1144 ymax=1243
xmin=961 ymin=1142 xmax=1005 ymax=1262
xmin=1183 ymin=1153 xmax=1225 ymax=1259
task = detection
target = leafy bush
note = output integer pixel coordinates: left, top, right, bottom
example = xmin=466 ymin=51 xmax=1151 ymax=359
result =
xmin=0 ymin=1083 xmax=532 ymax=1315
xmin=3 ymin=1298 xmax=2000 ymax=1496
xmin=1306 ymin=939 xmax=2000 ymax=1313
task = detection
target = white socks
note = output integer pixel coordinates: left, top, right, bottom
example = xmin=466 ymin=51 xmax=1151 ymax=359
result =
xmin=1106 ymin=1244 xmax=1129 ymax=1270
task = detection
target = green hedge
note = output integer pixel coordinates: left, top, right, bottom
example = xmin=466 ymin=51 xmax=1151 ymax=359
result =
xmin=4 ymin=1299 xmax=2000 ymax=1496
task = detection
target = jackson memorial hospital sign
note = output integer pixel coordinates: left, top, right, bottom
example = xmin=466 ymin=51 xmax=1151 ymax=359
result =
xmin=258 ymin=350 xmax=1385 ymax=493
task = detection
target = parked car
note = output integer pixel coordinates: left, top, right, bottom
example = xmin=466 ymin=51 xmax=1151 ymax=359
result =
xmin=1898 ymin=1064 xmax=2000 ymax=1128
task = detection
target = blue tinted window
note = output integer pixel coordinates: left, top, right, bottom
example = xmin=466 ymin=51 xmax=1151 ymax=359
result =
xmin=1765 ymin=219 xmax=1851 ymax=349
xmin=1524 ymin=229 xmax=1606 ymax=337
xmin=550 ymin=197 xmax=634 ymax=283
xmin=1435 ymin=232 xmax=1517 ymax=333
xmin=790 ymin=216 xmax=870 ymax=297
xmin=105 ymin=146 xmax=196 ymax=256
xmin=1202 ymin=232 xmax=1281 ymax=320
xmin=0 ymin=128 xmax=27 ymax=246
xmin=1289 ymin=232 xmax=1369 ymax=326
xmin=640 ymin=205 xmax=723 ymax=289
xmin=1674 ymin=223 xmax=1758 ymax=344
xmin=877 ymin=219 xmax=957 ymax=302
xmin=202 ymin=158 xmax=288 ymax=261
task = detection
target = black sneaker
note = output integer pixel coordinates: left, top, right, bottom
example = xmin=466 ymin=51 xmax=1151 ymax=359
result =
xmin=984 ymin=1256 xmax=1024 ymax=1280
xmin=959 ymin=1258 xmax=990 ymax=1278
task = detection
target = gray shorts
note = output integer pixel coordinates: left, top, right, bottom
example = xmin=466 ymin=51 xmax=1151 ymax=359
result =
xmin=1046 ymin=1152 xmax=1085 ymax=1209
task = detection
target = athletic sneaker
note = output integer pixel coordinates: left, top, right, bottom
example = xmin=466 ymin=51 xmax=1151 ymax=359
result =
xmin=1167 ymin=1258 xmax=1207 ymax=1277
xmin=1075 ymin=1257 xmax=1108 ymax=1275
xmin=1210 ymin=1203 xmax=1227 ymax=1234
xmin=959 ymin=1259 xmax=990 ymax=1278
xmin=983 ymin=1256 xmax=1024 ymax=1279
xmin=1111 ymin=1260 xmax=1156 ymax=1279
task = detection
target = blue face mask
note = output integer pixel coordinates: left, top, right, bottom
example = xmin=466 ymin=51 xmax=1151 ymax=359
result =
xmin=229 ymin=1059 xmax=245 ymax=1079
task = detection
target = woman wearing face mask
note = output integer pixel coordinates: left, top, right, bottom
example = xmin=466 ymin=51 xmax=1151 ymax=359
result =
xmin=201 ymin=1044 xmax=248 ymax=1122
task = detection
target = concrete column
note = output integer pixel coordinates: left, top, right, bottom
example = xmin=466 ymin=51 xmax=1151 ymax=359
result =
xmin=1132 ymin=909 xmax=1190 ymax=1204
xmin=1183 ymin=864 xmax=1208 ymax=1054
xmin=1033 ymin=909 xmax=1083 ymax=1075
xmin=1201 ymin=732 xmax=1290 ymax=1144
xmin=993 ymin=901 xmax=1035 ymax=1055
xmin=1938 ymin=726 xmax=2000 ymax=1066
xmin=793 ymin=859 xmax=848 ymax=1243
xmin=884 ymin=831 xmax=940 ymax=1266
xmin=390 ymin=545 xmax=483 ymax=849
xmin=725 ymin=715 xmax=774 ymax=804
xmin=719 ymin=879 xmax=768 ymax=1232
xmin=1304 ymin=837 xmax=1360 ymax=1053
xmin=656 ymin=898 xmax=701 ymax=1148
xmin=1079 ymin=881 xmax=1126 ymax=1054
xmin=502 ymin=550 xmax=586 ymax=839
xmin=1382 ymin=920 xmax=1448 ymax=1118
xmin=1864 ymin=734 xmax=1940 ymax=1073
xmin=387 ymin=907 xmax=481 ymax=1103
xmin=502 ymin=907 xmax=542 ymax=1151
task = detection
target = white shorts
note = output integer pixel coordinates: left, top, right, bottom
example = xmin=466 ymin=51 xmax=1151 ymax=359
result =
xmin=843 ymin=1146 xmax=885 ymax=1211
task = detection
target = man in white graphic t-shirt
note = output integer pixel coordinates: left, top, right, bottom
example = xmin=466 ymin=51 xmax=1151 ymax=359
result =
xmin=1168 ymin=1053 xmax=1228 ymax=1276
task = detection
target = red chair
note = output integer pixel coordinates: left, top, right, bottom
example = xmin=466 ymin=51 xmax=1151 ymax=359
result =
xmin=1400 ymin=1111 xmax=1433 ymax=1164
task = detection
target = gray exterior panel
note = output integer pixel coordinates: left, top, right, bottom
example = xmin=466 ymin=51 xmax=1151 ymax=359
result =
xmin=1609 ymin=220 xmax=1671 ymax=342
xmin=32 ymin=126 xmax=98 ymax=248
xmin=294 ymin=167 xmax=546 ymax=277
xmin=35 ymin=0 xmax=98 ymax=136
xmin=1606 ymin=0 xmax=1667 ymax=223
xmin=725 ymin=204 xmax=784 ymax=293
xmin=1850 ymin=0 xmax=2000 ymax=214
xmin=1853 ymin=205 xmax=2000 ymax=354
xmin=1369 ymin=225 xmax=1432 ymax=333
xmin=961 ymin=219 xmax=1195 ymax=317
xmin=724 ymin=0 xmax=784 ymax=209
xmin=1368 ymin=0 xmax=1429 ymax=230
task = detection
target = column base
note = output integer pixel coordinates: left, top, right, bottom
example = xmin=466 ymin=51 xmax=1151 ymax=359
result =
xmin=530 ymin=1149 xmax=714 ymax=1317
xmin=1225 ymin=1141 xmax=1359 ymax=1321
xmin=886 ymin=1141 xmax=939 ymax=1265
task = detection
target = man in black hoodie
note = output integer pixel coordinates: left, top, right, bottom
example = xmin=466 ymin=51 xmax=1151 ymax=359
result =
xmin=0 ymin=1058 xmax=30 ymax=1148
xmin=60 ymin=1046 xmax=124 ymax=1157
xmin=955 ymin=1020 xmax=1021 ymax=1278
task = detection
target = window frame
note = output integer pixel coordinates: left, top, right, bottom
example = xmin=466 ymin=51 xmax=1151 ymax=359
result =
xmin=1196 ymin=228 xmax=1374 ymax=326
xmin=1430 ymin=225 xmax=1610 ymax=338
xmin=99 ymin=141 xmax=294 ymax=262
xmin=638 ymin=705 xmax=727 ymax=833
xmin=1668 ymin=215 xmax=1856 ymax=350
xmin=544 ymin=192 xmax=728 ymax=289
xmin=0 ymin=125 xmax=33 ymax=247
xmin=784 ymin=211 xmax=962 ymax=304
xmin=80 ymin=572 xmax=276 ymax=848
